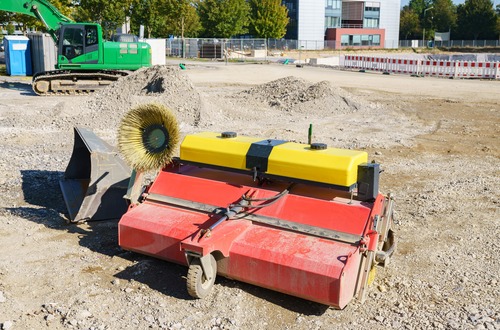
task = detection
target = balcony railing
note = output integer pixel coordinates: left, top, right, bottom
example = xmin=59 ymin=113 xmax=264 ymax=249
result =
xmin=340 ymin=24 xmax=364 ymax=28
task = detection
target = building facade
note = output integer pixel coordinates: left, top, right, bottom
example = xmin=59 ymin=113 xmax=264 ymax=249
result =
xmin=283 ymin=0 xmax=400 ymax=49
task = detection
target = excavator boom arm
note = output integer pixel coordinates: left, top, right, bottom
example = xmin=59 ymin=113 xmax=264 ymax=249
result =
xmin=0 ymin=0 xmax=73 ymax=41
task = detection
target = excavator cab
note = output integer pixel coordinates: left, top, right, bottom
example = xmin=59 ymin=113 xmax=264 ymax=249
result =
xmin=58 ymin=24 xmax=100 ymax=64
xmin=55 ymin=23 xmax=151 ymax=71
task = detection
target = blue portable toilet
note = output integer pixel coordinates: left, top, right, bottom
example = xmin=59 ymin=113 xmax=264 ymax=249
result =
xmin=4 ymin=36 xmax=32 ymax=76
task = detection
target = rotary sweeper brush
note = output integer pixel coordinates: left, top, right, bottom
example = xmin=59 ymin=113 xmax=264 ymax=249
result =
xmin=60 ymin=103 xmax=396 ymax=309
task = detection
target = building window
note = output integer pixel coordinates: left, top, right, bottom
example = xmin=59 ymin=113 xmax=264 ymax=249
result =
xmin=342 ymin=2 xmax=364 ymax=21
xmin=363 ymin=18 xmax=379 ymax=28
xmin=283 ymin=0 xmax=298 ymax=40
xmin=341 ymin=34 xmax=350 ymax=46
xmin=341 ymin=34 xmax=381 ymax=46
xmin=325 ymin=0 xmax=341 ymax=9
xmin=325 ymin=16 xmax=340 ymax=28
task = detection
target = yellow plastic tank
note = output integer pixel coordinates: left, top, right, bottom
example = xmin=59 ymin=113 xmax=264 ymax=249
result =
xmin=180 ymin=132 xmax=367 ymax=188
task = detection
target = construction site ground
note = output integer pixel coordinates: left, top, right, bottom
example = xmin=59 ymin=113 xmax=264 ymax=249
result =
xmin=0 ymin=60 xmax=498 ymax=330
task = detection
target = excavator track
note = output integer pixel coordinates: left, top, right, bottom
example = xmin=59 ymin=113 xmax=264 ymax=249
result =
xmin=32 ymin=70 xmax=130 ymax=96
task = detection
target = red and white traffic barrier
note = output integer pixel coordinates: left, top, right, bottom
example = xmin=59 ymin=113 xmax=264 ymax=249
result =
xmin=342 ymin=55 xmax=500 ymax=80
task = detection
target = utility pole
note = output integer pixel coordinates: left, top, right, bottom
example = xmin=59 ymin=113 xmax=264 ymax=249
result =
xmin=181 ymin=16 xmax=185 ymax=59
xmin=422 ymin=6 xmax=433 ymax=47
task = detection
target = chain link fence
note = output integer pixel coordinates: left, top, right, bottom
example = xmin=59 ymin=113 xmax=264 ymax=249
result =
xmin=166 ymin=38 xmax=500 ymax=59
xmin=166 ymin=38 xmax=337 ymax=59
xmin=399 ymin=40 xmax=500 ymax=48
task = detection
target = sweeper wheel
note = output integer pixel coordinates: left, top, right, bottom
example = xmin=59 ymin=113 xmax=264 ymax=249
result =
xmin=187 ymin=254 xmax=217 ymax=299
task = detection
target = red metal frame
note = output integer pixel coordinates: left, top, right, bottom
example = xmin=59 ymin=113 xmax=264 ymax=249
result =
xmin=118 ymin=164 xmax=385 ymax=308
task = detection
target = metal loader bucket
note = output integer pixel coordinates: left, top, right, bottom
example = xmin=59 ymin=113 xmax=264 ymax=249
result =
xmin=59 ymin=127 xmax=131 ymax=223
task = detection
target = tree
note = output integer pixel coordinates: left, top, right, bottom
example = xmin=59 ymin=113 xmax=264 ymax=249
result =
xmin=129 ymin=0 xmax=164 ymax=38
xmin=248 ymin=0 xmax=288 ymax=39
xmin=197 ymin=0 xmax=250 ymax=38
xmin=408 ymin=0 xmax=433 ymax=19
xmin=157 ymin=0 xmax=201 ymax=38
xmin=6 ymin=22 xmax=15 ymax=35
xmin=0 ymin=12 xmax=15 ymax=31
xmin=456 ymin=0 xmax=496 ymax=39
xmin=431 ymin=0 xmax=457 ymax=34
xmin=496 ymin=4 xmax=500 ymax=38
xmin=399 ymin=6 xmax=421 ymax=39
xmin=0 ymin=0 xmax=73 ymax=34
xmin=496 ymin=17 xmax=500 ymax=39
xmin=408 ymin=0 xmax=434 ymax=39
xmin=74 ymin=0 xmax=131 ymax=38
xmin=129 ymin=0 xmax=201 ymax=38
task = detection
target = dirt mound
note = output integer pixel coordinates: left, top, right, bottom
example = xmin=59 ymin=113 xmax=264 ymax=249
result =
xmin=81 ymin=65 xmax=202 ymax=132
xmin=237 ymin=76 xmax=362 ymax=114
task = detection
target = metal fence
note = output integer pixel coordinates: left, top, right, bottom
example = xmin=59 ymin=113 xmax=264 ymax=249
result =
xmin=399 ymin=39 xmax=500 ymax=48
xmin=167 ymin=38 xmax=267 ymax=59
xmin=166 ymin=38 xmax=500 ymax=59
xmin=166 ymin=38 xmax=336 ymax=58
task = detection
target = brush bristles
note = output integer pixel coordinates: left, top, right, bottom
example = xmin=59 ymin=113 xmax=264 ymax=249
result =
xmin=118 ymin=103 xmax=180 ymax=172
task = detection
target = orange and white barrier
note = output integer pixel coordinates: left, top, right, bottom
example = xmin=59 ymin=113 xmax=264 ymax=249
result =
xmin=342 ymin=55 xmax=500 ymax=80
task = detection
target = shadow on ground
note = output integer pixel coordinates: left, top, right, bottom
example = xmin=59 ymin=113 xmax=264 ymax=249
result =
xmin=4 ymin=169 xmax=328 ymax=314
xmin=0 ymin=80 xmax=36 ymax=95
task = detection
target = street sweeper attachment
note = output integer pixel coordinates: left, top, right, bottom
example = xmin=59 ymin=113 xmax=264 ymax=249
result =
xmin=115 ymin=105 xmax=396 ymax=309
xmin=60 ymin=103 xmax=395 ymax=307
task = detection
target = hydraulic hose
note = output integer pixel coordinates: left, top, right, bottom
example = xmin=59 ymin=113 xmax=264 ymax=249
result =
xmin=201 ymin=184 xmax=295 ymax=238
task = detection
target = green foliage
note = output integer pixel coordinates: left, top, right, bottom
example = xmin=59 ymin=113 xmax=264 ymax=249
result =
xmin=407 ymin=0 xmax=435 ymax=39
xmin=197 ymin=0 xmax=250 ymax=38
xmin=2 ymin=0 xmax=74 ymax=33
xmin=456 ymin=0 xmax=497 ymax=39
xmin=408 ymin=0 xmax=433 ymax=19
xmin=155 ymin=0 xmax=201 ymax=38
xmin=0 ymin=12 xmax=16 ymax=34
xmin=128 ymin=0 xmax=201 ymax=38
xmin=248 ymin=0 xmax=288 ymax=39
xmin=129 ymin=0 xmax=164 ymax=38
xmin=431 ymin=0 xmax=457 ymax=33
xmin=51 ymin=0 xmax=74 ymax=17
xmin=6 ymin=22 xmax=15 ymax=35
xmin=403 ymin=0 xmax=499 ymax=41
xmin=399 ymin=7 xmax=421 ymax=39
xmin=15 ymin=14 xmax=42 ymax=32
xmin=74 ymin=0 xmax=132 ymax=38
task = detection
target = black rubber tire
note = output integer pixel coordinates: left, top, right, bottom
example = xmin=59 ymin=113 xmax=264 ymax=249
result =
xmin=187 ymin=254 xmax=217 ymax=299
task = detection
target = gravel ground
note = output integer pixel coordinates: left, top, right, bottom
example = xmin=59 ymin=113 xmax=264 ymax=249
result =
xmin=0 ymin=60 xmax=498 ymax=330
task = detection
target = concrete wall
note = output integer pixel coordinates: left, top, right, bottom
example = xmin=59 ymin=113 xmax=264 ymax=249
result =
xmin=309 ymin=57 xmax=340 ymax=66
xmin=379 ymin=0 xmax=401 ymax=49
xmin=297 ymin=0 xmax=326 ymax=49
xmin=144 ymin=39 xmax=166 ymax=65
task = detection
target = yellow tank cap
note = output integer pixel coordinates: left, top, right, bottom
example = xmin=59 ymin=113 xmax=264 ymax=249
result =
xmin=180 ymin=132 xmax=367 ymax=188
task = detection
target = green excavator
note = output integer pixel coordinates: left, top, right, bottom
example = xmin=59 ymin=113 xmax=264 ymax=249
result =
xmin=0 ymin=0 xmax=152 ymax=95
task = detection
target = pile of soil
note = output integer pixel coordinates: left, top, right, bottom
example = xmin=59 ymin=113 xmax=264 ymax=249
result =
xmin=82 ymin=65 xmax=202 ymax=132
xmin=236 ymin=76 xmax=362 ymax=114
